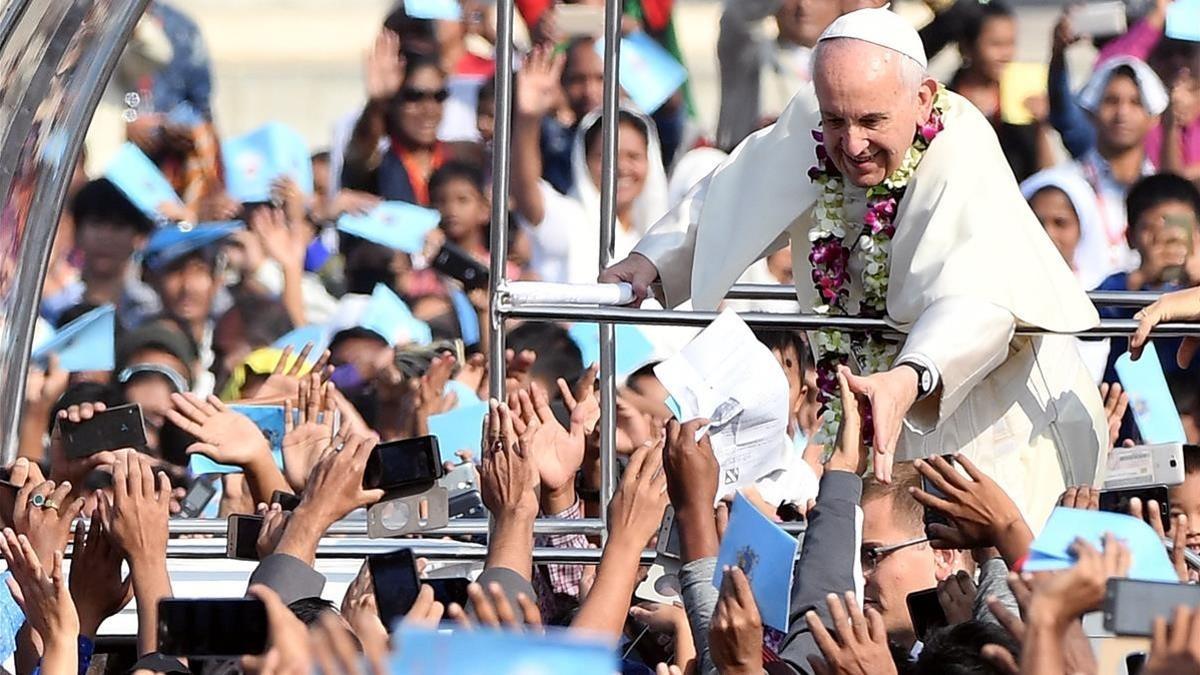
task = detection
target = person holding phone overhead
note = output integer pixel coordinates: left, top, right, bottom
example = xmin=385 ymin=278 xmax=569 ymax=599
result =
xmin=602 ymin=8 xmax=1108 ymax=529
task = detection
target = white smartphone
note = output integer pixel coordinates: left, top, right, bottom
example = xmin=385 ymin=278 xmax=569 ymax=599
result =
xmin=1071 ymin=2 xmax=1127 ymax=38
xmin=1103 ymin=442 xmax=1187 ymax=489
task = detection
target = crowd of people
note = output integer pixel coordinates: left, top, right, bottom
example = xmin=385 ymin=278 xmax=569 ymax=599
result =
xmin=7 ymin=0 xmax=1200 ymax=672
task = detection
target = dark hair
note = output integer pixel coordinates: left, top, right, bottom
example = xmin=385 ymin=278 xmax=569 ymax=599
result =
xmin=311 ymin=150 xmax=332 ymax=165
xmin=429 ymin=161 xmax=486 ymax=201
xmin=340 ymin=234 xmax=399 ymax=295
xmin=959 ymin=0 xmax=1014 ymax=48
xmin=49 ymin=382 xmax=123 ymax=434
xmin=71 ymin=178 xmax=154 ymax=235
xmin=626 ymin=361 xmax=661 ymax=387
xmin=403 ymin=54 xmax=445 ymax=82
xmin=583 ymin=110 xmax=650 ymax=157
xmin=912 ymin=620 xmax=1021 ymax=675
xmin=506 ymin=322 xmax=584 ymax=385
xmin=1126 ymin=173 xmax=1200 ymax=241
xmin=287 ymin=597 xmax=338 ymax=626
xmin=752 ymin=328 xmax=811 ymax=374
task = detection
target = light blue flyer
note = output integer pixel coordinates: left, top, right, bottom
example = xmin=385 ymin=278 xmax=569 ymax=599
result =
xmin=360 ymin=283 xmax=433 ymax=346
xmin=1024 ymin=507 xmax=1178 ymax=582
xmin=428 ymin=400 xmax=488 ymax=462
xmin=31 ymin=304 xmax=115 ymax=372
xmin=271 ymin=324 xmax=333 ymax=356
xmin=222 ymin=123 xmax=314 ymax=203
xmin=595 ymin=32 xmax=688 ymax=113
xmin=713 ymin=492 xmax=799 ymax=631
xmin=569 ymin=322 xmax=656 ymax=377
xmin=187 ymin=405 xmax=286 ymax=475
xmin=104 ymin=143 xmax=184 ymax=217
xmin=1166 ymin=0 xmax=1200 ymax=41
xmin=391 ymin=627 xmax=616 ymax=674
xmin=1115 ymin=342 xmax=1187 ymax=443
xmin=404 ymin=0 xmax=462 ymax=20
xmin=336 ymin=202 xmax=441 ymax=254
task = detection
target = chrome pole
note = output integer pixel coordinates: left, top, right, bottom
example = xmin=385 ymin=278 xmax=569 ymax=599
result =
xmin=596 ymin=0 xmax=624 ymax=542
xmin=721 ymin=283 xmax=1165 ymax=308
xmin=487 ymin=0 xmax=516 ymax=402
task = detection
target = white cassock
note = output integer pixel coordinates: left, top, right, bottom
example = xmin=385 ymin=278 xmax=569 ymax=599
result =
xmin=632 ymin=85 xmax=1108 ymax=529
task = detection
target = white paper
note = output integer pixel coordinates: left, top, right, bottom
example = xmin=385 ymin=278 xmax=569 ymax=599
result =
xmin=505 ymin=281 xmax=634 ymax=306
xmin=653 ymin=310 xmax=791 ymax=502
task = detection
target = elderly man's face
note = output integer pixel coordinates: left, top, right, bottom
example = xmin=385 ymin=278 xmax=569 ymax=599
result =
xmin=814 ymin=40 xmax=936 ymax=187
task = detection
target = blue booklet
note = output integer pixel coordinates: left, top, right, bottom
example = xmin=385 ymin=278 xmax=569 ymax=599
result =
xmin=222 ymin=123 xmax=314 ymax=203
xmin=187 ymin=405 xmax=287 ymax=475
xmin=104 ymin=143 xmax=184 ymax=217
xmin=1024 ymin=507 xmax=1178 ymax=582
xmin=1166 ymin=0 xmax=1200 ymax=41
xmin=403 ymin=0 xmax=462 ymax=20
xmin=713 ymin=492 xmax=799 ymax=631
xmin=596 ymin=32 xmax=688 ymax=113
xmin=428 ymin=400 xmax=488 ymax=463
xmin=391 ymin=627 xmax=616 ymax=674
xmin=1115 ymin=342 xmax=1187 ymax=443
xmin=31 ymin=304 xmax=115 ymax=373
xmin=336 ymin=202 xmax=441 ymax=254
xmin=360 ymin=283 xmax=433 ymax=347
xmin=569 ymin=322 xmax=656 ymax=376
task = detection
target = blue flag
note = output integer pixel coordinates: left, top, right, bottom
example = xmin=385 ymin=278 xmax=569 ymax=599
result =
xmin=713 ymin=492 xmax=799 ymax=631
xmin=104 ymin=143 xmax=184 ymax=218
xmin=223 ymin=123 xmax=314 ymax=203
xmin=336 ymin=202 xmax=440 ymax=254
xmin=596 ymin=32 xmax=688 ymax=113
xmin=32 ymin=305 xmax=116 ymax=372
xmin=360 ymin=284 xmax=433 ymax=346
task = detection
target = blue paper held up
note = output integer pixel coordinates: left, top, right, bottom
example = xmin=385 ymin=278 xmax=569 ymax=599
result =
xmin=595 ymin=32 xmax=688 ymax=113
xmin=1166 ymin=0 xmax=1200 ymax=41
xmin=272 ymin=325 xmax=333 ymax=357
xmin=1023 ymin=507 xmax=1179 ymax=582
xmin=428 ymin=400 xmax=488 ymax=463
xmin=104 ymin=143 xmax=185 ymax=218
xmin=31 ymin=305 xmax=115 ymax=373
xmin=391 ymin=626 xmax=617 ymax=674
xmin=187 ymin=405 xmax=287 ymax=475
xmin=360 ymin=284 xmax=433 ymax=347
xmin=569 ymin=322 xmax=657 ymax=377
xmin=403 ymin=0 xmax=463 ymax=20
xmin=1115 ymin=342 xmax=1187 ymax=444
xmin=713 ymin=492 xmax=799 ymax=631
xmin=222 ymin=123 xmax=314 ymax=204
xmin=336 ymin=202 xmax=441 ymax=255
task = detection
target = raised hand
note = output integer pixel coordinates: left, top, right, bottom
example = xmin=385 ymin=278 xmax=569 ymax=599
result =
xmin=607 ymin=438 xmax=669 ymax=550
xmin=515 ymin=46 xmax=565 ymax=120
xmin=166 ymin=393 xmax=271 ymax=467
xmin=709 ymin=567 xmax=764 ymax=675
xmin=250 ymin=204 xmax=306 ymax=272
xmin=1058 ymin=484 xmax=1100 ymax=510
xmin=255 ymin=503 xmax=290 ymax=560
xmin=1131 ymin=286 xmax=1200 ymax=366
xmin=1144 ymin=605 xmax=1200 ymax=675
xmin=340 ymin=563 xmax=391 ymax=665
xmin=663 ymin=418 xmax=720 ymax=561
xmin=1 ymin=529 xmax=79 ymax=675
xmin=297 ymin=432 xmax=385 ymax=528
xmin=282 ymin=375 xmax=335 ymax=491
xmin=829 ymin=366 xmax=868 ymax=475
xmin=480 ymin=401 xmax=539 ymax=519
xmin=99 ymin=450 xmax=171 ymax=565
xmin=365 ymin=29 xmax=405 ymax=103
xmin=447 ymin=581 xmax=542 ymax=632
xmin=49 ymin=402 xmax=119 ymax=500
xmin=936 ymin=570 xmax=977 ymax=625
xmin=242 ymin=585 xmax=312 ymax=675
xmin=1027 ymin=535 xmax=1130 ymax=626
xmin=1099 ymin=382 xmax=1129 ymax=449
xmin=842 ymin=366 xmax=921 ymax=483
xmin=806 ymin=591 xmax=897 ymax=675
xmin=11 ymin=476 xmax=84 ymax=572
xmin=512 ymin=384 xmax=587 ymax=497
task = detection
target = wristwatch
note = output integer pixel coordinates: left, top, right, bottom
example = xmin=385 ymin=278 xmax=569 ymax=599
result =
xmin=899 ymin=361 xmax=935 ymax=400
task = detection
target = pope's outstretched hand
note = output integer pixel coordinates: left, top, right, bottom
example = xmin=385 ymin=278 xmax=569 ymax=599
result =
xmin=599 ymin=253 xmax=659 ymax=306
xmin=843 ymin=366 xmax=921 ymax=483
xmin=1131 ymin=286 xmax=1200 ymax=367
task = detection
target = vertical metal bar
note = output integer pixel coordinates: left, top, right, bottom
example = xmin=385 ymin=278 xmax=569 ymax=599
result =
xmin=597 ymin=0 xmax=624 ymax=538
xmin=487 ymin=0 xmax=515 ymax=403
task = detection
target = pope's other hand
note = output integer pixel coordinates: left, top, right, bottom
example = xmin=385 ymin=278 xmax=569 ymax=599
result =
xmin=843 ymin=366 xmax=919 ymax=483
xmin=599 ymin=253 xmax=658 ymax=306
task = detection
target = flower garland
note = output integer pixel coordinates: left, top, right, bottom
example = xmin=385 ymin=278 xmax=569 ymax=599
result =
xmin=807 ymin=85 xmax=950 ymax=447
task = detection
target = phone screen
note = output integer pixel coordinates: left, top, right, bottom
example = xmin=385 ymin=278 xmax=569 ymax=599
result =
xmin=179 ymin=477 xmax=217 ymax=518
xmin=906 ymin=588 xmax=948 ymax=642
xmin=424 ymin=578 xmax=470 ymax=607
xmin=1098 ymin=485 xmax=1170 ymax=531
xmin=226 ymin=515 xmax=264 ymax=561
xmin=369 ymin=548 xmax=420 ymax=629
xmin=270 ymin=490 xmax=301 ymax=511
xmin=1104 ymin=578 xmax=1200 ymax=636
xmin=432 ymin=242 xmax=489 ymax=289
xmin=364 ymin=437 xmax=443 ymax=491
xmin=58 ymin=404 xmax=148 ymax=459
xmin=157 ymin=598 xmax=269 ymax=656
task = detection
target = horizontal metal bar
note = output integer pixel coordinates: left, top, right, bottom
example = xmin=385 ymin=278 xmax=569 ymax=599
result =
xmin=165 ymin=517 xmax=608 ymax=537
xmin=724 ymin=284 xmax=1163 ymax=308
xmin=499 ymin=303 xmax=1196 ymax=337
xmin=145 ymin=539 xmax=653 ymax=564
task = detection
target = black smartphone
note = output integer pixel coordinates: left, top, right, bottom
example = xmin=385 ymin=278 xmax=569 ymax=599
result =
xmin=157 ymin=598 xmax=269 ymax=657
xmin=225 ymin=515 xmax=264 ymax=561
xmin=920 ymin=455 xmax=956 ymax=531
xmin=178 ymin=477 xmax=217 ymax=518
xmin=158 ymin=417 xmax=199 ymax=468
xmin=363 ymin=436 xmax=444 ymax=491
xmin=368 ymin=548 xmax=421 ymax=629
xmin=1103 ymin=578 xmax=1200 ymax=636
xmin=270 ymin=490 xmax=301 ymax=511
xmin=906 ymin=588 xmax=948 ymax=642
xmin=57 ymin=404 xmax=148 ymax=459
xmin=448 ymin=490 xmax=484 ymax=519
xmin=1098 ymin=484 xmax=1170 ymax=531
xmin=424 ymin=578 xmax=470 ymax=607
xmin=432 ymin=242 xmax=489 ymax=290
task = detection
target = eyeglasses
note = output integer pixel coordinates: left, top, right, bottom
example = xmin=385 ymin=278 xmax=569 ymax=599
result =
xmin=861 ymin=536 xmax=928 ymax=572
xmin=398 ymin=88 xmax=449 ymax=104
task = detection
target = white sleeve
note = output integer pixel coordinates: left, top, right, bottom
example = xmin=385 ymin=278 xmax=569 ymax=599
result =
xmin=519 ymin=181 xmax=587 ymax=284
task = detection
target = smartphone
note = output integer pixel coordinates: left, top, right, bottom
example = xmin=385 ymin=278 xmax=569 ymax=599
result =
xmin=270 ymin=490 xmax=301 ymax=511
xmin=906 ymin=588 xmax=948 ymax=642
xmin=157 ymin=598 xmax=269 ymax=657
xmin=1104 ymin=578 xmax=1200 ymax=636
xmin=424 ymin=578 xmax=470 ymax=607
xmin=57 ymin=404 xmax=148 ymax=459
xmin=225 ymin=515 xmax=264 ymax=561
xmin=432 ymin=242 xmax=489 ymax=290
xmin=1072 ymin=1 xmax=1127 ymax=38
xmin=1098 ymin=484 xmax=1170 ymax=531
xmin=920 ymin=455 xmax=956 ymax=530
xmin=1104 ymin=442 xmax=1187 ymax=490
xmin=158 ymin=417 xmax=199 ymax=468
xmin=448 ymin=490 xmax=485 ymax=519
xmin=178 ymin=477 xmax=217 ymax=518
xmin=656 ymin=506 xmax=681 ymax=560
xmin=368 ymin=548 xmax=421 ymax=629
xmin=363 ymin=436 xmax=445 ymax=491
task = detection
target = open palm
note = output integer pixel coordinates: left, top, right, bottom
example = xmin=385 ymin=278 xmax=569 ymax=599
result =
xmin=165 ymin=394 xmax=269 ymax=467
xmin=512 ymin=386 xmax=585 ymax=493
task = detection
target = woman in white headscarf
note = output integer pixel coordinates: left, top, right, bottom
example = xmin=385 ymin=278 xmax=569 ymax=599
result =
xmin=1020 ymin=165 xmax=1112 ymax=382
xmin=513 ymin=104 xmax=669 ymax=285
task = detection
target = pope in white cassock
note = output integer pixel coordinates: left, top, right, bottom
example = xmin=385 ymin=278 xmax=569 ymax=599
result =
xmin=601 ymin=8 xmax=1109 ymax=527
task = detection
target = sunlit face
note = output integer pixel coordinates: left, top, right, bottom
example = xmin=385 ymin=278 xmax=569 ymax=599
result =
xmin=1029 ymin=187 xmax=1081 ymax=266
xmin=1092 ymin=73 xmax=1154 ymax=153
xmin=392 ymin=65 xmax=446 ymax=148
xmin=586 ymin=120 xmax=649 ymax=214
xmin=155 ymin=257 xmax=218 ymax=327
xmin=964 ymin=15 xmax=1015 ymax=83
xmin=813 ymin=40 xmax=936 ymax=187
xmin=1131 ymin=200 xmax=1196 ymax=281
xmin=433 ymin=177 xmax=490 ymax=244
